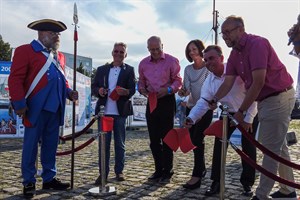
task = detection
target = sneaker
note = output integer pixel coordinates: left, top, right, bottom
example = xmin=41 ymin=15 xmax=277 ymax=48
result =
xmin=23 ymin=183 xmax=36 ymax=198
xmin=42 ymin=177 xmax=70 ymax=190
xmin=270 ymin=190 xmax=297 ymax=199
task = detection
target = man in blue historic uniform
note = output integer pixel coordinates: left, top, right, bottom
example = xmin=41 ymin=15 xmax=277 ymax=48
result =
xmin=8 ymin=19 xmax=78 ymax=198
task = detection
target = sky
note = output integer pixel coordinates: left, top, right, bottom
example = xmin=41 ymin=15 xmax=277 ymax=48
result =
xmin=0 ymin=0 xmax=300 ymax=83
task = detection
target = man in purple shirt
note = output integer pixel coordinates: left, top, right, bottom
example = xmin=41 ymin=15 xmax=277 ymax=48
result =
xmin=214 ymin=15 xmax=296 ymax=200
xmin=138 ymin=36 xmax=182 ymax=182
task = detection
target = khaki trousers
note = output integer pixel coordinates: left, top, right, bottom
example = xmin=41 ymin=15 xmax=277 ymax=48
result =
xmin=255 ymin=88 xmax=296 ymax=200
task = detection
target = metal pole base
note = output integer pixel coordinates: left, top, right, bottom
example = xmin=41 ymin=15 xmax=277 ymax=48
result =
xmin=88 ymin=186 xmax=116 ymax=197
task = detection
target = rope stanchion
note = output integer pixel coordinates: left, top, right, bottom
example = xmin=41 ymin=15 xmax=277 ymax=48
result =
xmin=231 ymin=142 xmax=300 ymax=189
xmin=59 ymin=117 xmax=97 ymax=141
xmin=224 ymin=112 xmax=300 ymax=189
xmin=89 ymin=105 xmax=116 ymax=196
xmin=220 ymin=105 xmax=228 ymax=200
xmin=56 ymin=136 xmax=96 ymax=156
xmin=236 ymin=124 xmax=300 ymax=170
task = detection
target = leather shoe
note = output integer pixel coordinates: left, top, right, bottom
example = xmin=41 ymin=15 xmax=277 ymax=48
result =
xmin=205 ymin=181 xmax=220 ymax=196
xmin=242 ymin=185 xmax=253 ymax=197
xmin=42 ymin=177 xmax=70 ymax=190
xmin=116 ymin=173 xmax=125 ymax=181
xmin=23 ymin=183 xmax=35 ymax=198
xmin=183 ymin=179 xmax=201 ymax=190
xmin=148 ymin=171 xmax=162 ymax=180
xmin=159 ymin=171 xmax=174 ymax=183
xmin=202 ymin=169 xmax=207 ymax=178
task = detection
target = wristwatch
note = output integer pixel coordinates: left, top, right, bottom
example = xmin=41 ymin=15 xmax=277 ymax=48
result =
xmin=167 ymin=87 xmax=173 ymax=94
xmin=238 ymin=108 xmax=247 ymax=116
xmin=212 ymin=96 xmax=218 ymax=103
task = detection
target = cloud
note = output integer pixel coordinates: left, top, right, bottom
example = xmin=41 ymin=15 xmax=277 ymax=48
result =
xmin=0 ymin=0 xmax=299 ymax=83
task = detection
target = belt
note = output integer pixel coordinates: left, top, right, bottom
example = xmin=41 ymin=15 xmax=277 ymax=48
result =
xmin=261 ymin=85 xmax=293 ymax=101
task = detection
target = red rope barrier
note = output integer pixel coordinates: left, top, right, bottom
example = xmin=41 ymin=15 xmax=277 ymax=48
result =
xmin=59 ymin=117 xmax=97 ymax=141
xmin=236 ymin=124 xmax=300 ymax=170
xmin=232 ymin=143 xmax=300 ymax=189
xmin=56 ymin=137 xmax=96 ymax=156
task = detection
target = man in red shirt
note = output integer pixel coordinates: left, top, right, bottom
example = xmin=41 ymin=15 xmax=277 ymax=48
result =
xmin=214 ymin=15 xmax=296 ymax=200
xmin=138 ymin=36 xmax=182 ymax=182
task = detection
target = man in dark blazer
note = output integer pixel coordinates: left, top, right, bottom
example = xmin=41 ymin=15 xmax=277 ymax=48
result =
xmin=91 ymin=42 xmax=136 ymax=183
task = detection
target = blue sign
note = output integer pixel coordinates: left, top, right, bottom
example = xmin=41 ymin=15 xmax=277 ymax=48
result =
xmin=0 ymin=61 xmax=12 ymax=75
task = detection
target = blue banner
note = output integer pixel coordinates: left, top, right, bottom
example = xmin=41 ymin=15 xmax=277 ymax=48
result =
xmin=0 ymin=61 xmax=12 ymax=75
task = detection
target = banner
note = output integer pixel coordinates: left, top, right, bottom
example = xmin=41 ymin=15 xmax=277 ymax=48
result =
xmin=132 ymin=93 xmax=147 ymax=121
xmin=61 ymin=66 xmax=91 ymax=135
xmin=0 ymin=61 xmax=21 ymax=138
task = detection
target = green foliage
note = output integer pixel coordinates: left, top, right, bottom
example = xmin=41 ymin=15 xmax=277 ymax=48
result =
xmin=0 ymin=35 xmax=13 ymax=61
xmin=76 ymin=62 xmax=91 ymax=77
xmin=91 ymin=67 xmax=97 ymax=80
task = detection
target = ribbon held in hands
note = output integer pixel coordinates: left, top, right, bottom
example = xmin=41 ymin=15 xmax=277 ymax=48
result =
xmin=177 ymin=128 xmax=196 ymax=153
xmin=163 ymin=128 xmax=196 ymax=153
xmin=109 ymin=86 xmax=120 ymax=101
xmin=148 ymin=92 xmax=157 ymax=113
xmin=163 ymin=129 xmax=179 ymax=152
xmin=204 ymin=119 xmax=223 ymax=139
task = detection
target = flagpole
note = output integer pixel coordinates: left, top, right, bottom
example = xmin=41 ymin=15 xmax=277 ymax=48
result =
xmin=71 ymin=2 xmax=79 ymax=189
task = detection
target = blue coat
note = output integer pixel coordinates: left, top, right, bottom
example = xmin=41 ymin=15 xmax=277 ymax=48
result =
xmin=8 ymin=40 xmax=72 ymax=127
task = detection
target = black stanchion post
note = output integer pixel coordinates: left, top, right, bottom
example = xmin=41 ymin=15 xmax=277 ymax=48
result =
xmin=89 ymin=105 xmax=116 ymax=196
xmin=220 ymin=105 xmax=228 ymax=200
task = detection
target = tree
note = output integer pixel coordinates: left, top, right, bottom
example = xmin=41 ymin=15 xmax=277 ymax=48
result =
xmin=91 ymin=67 xmax=97 ymax=80
xmin=77 ymin=62 xmax=85 ymax=74
xmin=76 ymin=62 xmax=92 ymax=77
xmin=0 ymin=35 xmax=13 ymax=61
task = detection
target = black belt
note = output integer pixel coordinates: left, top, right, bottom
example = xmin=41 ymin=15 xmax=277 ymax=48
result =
xmin=261 ymin=85 xmax=293 ymax=101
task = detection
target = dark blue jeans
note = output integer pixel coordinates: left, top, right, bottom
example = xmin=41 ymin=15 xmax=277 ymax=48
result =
xmin=98 ymin=115 xmax=127 ymax=177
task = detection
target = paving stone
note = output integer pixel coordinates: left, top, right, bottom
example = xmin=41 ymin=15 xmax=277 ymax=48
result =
xmin=1 ymin=121 xmax=300 ymax=199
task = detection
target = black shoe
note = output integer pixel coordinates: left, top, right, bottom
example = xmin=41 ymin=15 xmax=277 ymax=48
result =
xmin=183 ymin=178 xmax=201 ymax=190
xmin=270 ymin=190 xmax=297 ymax=199
xmin=42 ymin=177 xmax=70 ymax=190
xmin=23 ymin=183 xmax=35 ymax=198
xmin=202 ymin=169 xmax=207 ymax=178
xmin=205 ymin=181 xmax=220 ymax=196
xmin=116 ymin=173 xmax=125 ymax=181
xmin=242 ymin=185 xmax=253 ymax=197
xmin=159 ymin=170 xmax=174 ymax=183
xmin=148 ymin=171 xmax=162 ymax=180
xmin=250 ymin=196 xmax=260 ymax=200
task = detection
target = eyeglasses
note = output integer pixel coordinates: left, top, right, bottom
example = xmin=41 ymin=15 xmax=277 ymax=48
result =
xmin=148 ymin=47 xmax=162 ymax=52
xmin=220 ymin=26 xmax=239 ymax=36
xmin=113 ymin=50 xmax=125 ymax=54
xmin=47 ymin=31 xmax=61 ymax=36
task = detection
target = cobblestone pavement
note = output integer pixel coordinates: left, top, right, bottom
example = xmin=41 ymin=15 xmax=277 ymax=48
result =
xmin=1 ymin=121 xmax=300 ymax=200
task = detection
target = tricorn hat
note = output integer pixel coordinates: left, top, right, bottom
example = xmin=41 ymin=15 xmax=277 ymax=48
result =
xmin=27 ymin=19 xmax=67 ymax=32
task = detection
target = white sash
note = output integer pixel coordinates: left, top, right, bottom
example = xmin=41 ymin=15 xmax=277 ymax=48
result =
xmin=25 ymin=51 xmax=65 ymax=99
